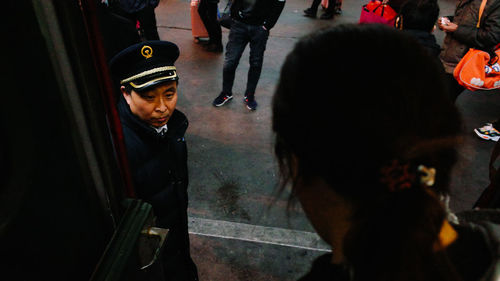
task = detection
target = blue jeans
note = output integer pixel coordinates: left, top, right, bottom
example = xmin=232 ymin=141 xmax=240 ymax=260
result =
xmin=222 ymin=20 xmax=269 ymax=97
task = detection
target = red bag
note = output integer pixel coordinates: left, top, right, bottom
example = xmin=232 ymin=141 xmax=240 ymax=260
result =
xmin=359 ymin=0 xmax=397 ymax=26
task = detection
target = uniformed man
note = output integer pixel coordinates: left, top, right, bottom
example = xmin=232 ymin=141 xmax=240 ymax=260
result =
xmin=109 ymin=41 xmax=198 ymax=281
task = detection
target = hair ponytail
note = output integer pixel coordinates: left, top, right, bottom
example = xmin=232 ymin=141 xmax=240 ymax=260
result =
xmin=343 ymin=184 xmax=461 ymax=281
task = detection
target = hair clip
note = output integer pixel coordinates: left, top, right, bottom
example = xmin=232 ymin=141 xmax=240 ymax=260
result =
xmin=418 ymin=165 xmax=436 ymax=187
xmin=380 ymin=159 xmax=415 ymax=192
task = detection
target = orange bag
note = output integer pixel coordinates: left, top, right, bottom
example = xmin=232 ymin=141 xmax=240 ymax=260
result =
xmin=452 ymin=0 xmax=500 ymax=91
xmin=453 ymin=46 xmax=500 ymax=91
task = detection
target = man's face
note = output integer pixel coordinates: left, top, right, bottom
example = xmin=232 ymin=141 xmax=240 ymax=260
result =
xmin=121 ymin=81 xmax=178 ymax=128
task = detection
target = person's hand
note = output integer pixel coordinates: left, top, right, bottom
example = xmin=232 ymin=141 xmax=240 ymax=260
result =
xmin=441 ymin=22 xmax=458 ymax=32
xmin=438 ymin=17 xmax=458 ymax=32
xmin=437 ymin=17 xmax=449 ymax=30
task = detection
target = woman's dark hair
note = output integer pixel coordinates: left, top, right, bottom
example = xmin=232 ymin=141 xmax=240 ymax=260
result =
xmin=272 ymin=24 xmax=462 ymax=281
xmin=399 ymin=0 xmax=440 ymax=32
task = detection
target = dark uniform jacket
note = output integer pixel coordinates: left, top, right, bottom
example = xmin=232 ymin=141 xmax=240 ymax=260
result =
xmin=118 ymin=97 xmax=197 ymax=280
xmin=230 ymin=0 xmax=286 ymax=30
xmin=405 ymin=29 xmax=441 ymax=58
xmin=118 ymin=0 xmax=160 ymax=13
xmin=440 ymin=0 xmax=500 ymax=73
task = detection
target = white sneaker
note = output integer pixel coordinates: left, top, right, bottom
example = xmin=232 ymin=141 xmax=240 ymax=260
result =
xmin=474 ymin=123 xmax=500 ymax=142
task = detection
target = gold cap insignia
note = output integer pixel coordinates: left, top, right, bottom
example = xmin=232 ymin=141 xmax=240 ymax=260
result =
xmin=141 ymin=45 xmax=153 ymax=59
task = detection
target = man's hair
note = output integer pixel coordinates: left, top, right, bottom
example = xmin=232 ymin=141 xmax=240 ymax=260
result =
xmin=399 ymin=0 xmax=440 ymax=32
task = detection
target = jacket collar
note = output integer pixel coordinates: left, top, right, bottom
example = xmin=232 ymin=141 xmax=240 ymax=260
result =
xmin=117 ymin=96 xmax=188 ymax=139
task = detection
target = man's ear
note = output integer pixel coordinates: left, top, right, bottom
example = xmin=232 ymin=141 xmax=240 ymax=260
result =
xmin=121 ymin=86 xmax=132 ymax=105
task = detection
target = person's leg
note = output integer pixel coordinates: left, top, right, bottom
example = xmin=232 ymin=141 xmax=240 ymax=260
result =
xmin=320 ymin=0 xmax=335 ymax=19
xmin=223 ymin=23 xmax=249 ymax=94
xmin=136 ymin=5 xmax=160 ymax=40
xmin=244 ymin=25 xmax=269 ymax=110
xmin=333 ymin=0 xmax=343 ymax=14
xmin=214 ymin=22 xmax=249 ymax=106
xmin=444 ymin=73 xmax=465 ymax=103
xmin=204 ymin=2 xmax=223 ymax=51
xmin=310 ymin=0 xmax=322 ymax=10
xmin=198 ymin=0 xmax=209 ymax=33
xmin=493 ymin=118 xmax=500 ymax=129
xmin=304 ymin=0 xmax=322 ymax=17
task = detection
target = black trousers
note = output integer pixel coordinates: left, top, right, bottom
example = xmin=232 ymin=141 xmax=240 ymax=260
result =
xmin=198 ymin=0 xmax=222 ymax=45
xmin=445 ymin=73 xmax=499 ymax=128
xmin=309 ymin=0 xmax=335 ymax=13
xmin=444 ymin=73 xmax=465 ymax=103
xmin=123 ymin=5 xmax=160 ymax=41
xmin=222 ymin=21 xmax=269 ymax=96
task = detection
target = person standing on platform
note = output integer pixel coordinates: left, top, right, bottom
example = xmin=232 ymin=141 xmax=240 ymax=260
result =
xmin=397 ymin=0 xmax=441 ymax=59
xmin=212 ymin=0 xmax=286 ymax=111
xmin=303 ymin=0 xmax=342 ymax=20
xmin=113 ymin=0 xmax=161 ymax=40
xmin=98 ymin=0 xmax=142 ymax=60
xmin=438 ymin=0 xmax=500 ymax=102
xmin=438 ymin=0 xmax=500 ymax=142
xmin=109 ymin=41 xmax=198 ymax=281
xmin=198 ymin=0 xmax=224 ymax=52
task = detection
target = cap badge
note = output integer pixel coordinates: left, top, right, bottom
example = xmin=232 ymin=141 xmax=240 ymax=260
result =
xmin=141 ymin=45 xmax=153 ymax=59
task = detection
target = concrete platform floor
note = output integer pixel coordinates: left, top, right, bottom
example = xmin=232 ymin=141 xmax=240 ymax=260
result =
xmin=152 ymin=0 xmax=500 ymax=279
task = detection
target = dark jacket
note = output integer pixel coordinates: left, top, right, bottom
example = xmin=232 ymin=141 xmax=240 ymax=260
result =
xmin=298 ymin=221 xmax=500 ymax=281
xmin=118 ymin=0 xmax=160 ymax=13
xmin=117 ymin=97 xmax=196 ymax=280
xmin=405 ymin=29 xmax=441 ymax=58
xmin=230 ymin=0 xmax=286 ymax=30
xmin=118 ymin=97 xmax=189 ymax=227
xmin=98 ymin=2 xmax=141 ymax=61
xmin=440 ymin=0 xmax=500 ymax=73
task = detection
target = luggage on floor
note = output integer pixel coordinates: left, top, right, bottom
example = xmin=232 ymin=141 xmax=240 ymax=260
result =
xmin=190 ymin=0 xmax=209 ymax=42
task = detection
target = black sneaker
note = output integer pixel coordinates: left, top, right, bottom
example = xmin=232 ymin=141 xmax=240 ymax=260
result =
xmin=204 ymin=43 xmax=223 ymax=53
xmin=333 ymin=3 xmax=343 ymax=15
xmin=303 ymin=8 xmax=317 ymax=18
xmin=244 ymin=95 xmax=257 ymax=111
xmin=213 ymin=92 xmax=233 ymax=107
xmin=320 ymin=11 xmax=334 ymax=19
